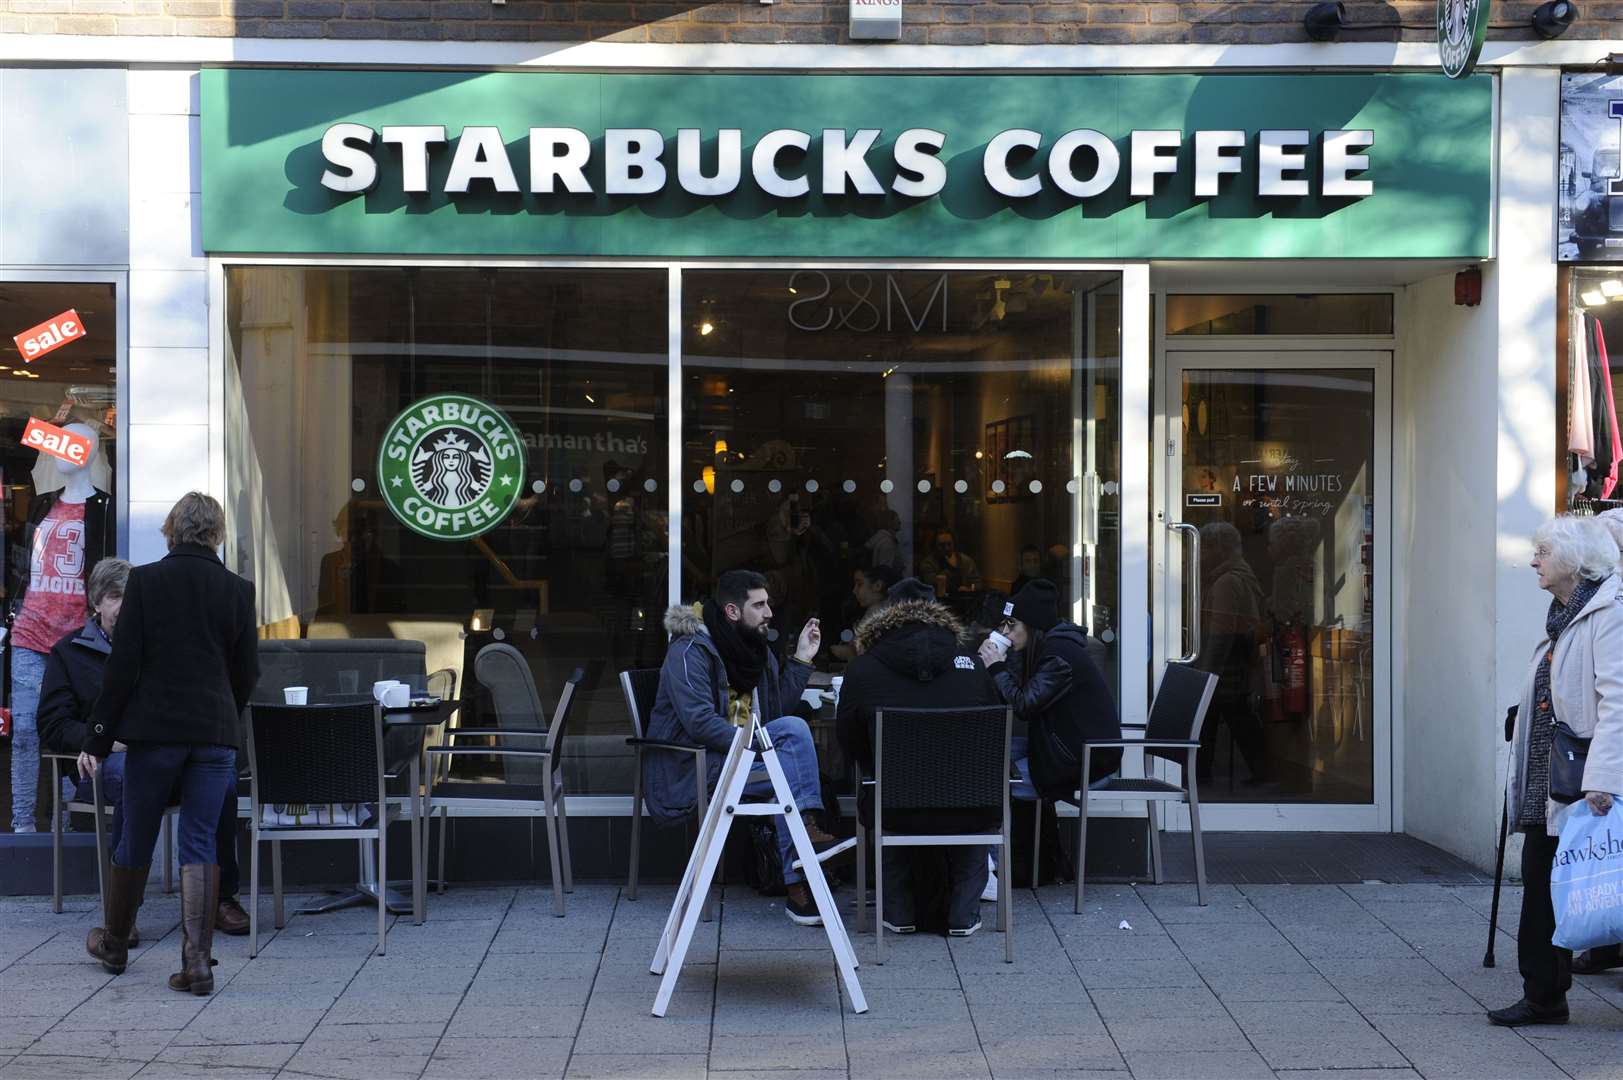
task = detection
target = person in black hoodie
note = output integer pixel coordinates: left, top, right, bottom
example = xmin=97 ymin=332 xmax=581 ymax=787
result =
xmin=836 ymin=578 xmax=1002 ymax=936
xmin=978 ymin=579 xmax=1121 ymax=807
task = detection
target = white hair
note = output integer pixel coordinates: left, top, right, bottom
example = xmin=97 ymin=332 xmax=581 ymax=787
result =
xmin=1534 ymin=515 xmax=1619 ymax=585
xmin=1596 ymin=509 xmax=1623 ymax=570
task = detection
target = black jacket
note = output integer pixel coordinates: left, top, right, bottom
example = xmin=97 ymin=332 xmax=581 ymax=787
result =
xmin=836 ymin=599 xmax=1003 ymax=831
xmin=85 ymin=543 xmax=259 ymax=757
xmin=8 ymin=489 xmax=115 ymax=620
xmin=37 ymin=618 xmax=111 ymax=754
xmin=989 ymin=622 xmax=1121 ymax=800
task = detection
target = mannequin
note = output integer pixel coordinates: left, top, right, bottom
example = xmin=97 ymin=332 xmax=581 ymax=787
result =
xmin=9 ymin=422 xmax=114 ymax=832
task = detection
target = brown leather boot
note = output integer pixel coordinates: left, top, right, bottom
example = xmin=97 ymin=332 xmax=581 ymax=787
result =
xmin=215 ymin=895 xmax=250 ymax=937
xmin=801 ymin=812 xmax=837 ymax=847
xmin=169 ymin=864 xmax=219 ymax=995
xmin=86 ymin=864 xmax=148 ymax=975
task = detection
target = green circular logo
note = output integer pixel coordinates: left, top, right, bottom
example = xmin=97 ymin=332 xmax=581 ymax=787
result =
xmin=1437 ymin=0 xmax=1489 ymax=80
xmin=377 ymin=393 xmax=526 ymax=541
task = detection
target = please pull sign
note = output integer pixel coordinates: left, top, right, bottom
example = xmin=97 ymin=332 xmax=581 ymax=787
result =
xmin=22 ymin=417 xmax=93 ymax=467
xmin=13 ymin=310 xmax=85 ymax=363
xmin=849 ymin=0 xmax=902 ymax=40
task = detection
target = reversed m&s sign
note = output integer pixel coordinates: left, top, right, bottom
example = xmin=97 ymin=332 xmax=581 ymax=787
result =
xmin=12 ymin=309 xmax=85 ymax=362
xmin=22 ymin=417 xmax=94 ymax=467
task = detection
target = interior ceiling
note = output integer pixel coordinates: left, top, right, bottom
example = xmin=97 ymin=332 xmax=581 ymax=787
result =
xmin=1152 ymin=259 xmax=1477 ymax=290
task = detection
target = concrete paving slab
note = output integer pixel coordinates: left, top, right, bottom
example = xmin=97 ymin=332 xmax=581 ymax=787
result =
xmin=1120 ymin=1049 xmax=1276 ymax=1079
xmin=421 ymin=1036 xmax=573 ymax=1079
xmin=563 ymin=1053 xmax=709 ymax=1079
xmin=1367 ymin=1013 xmax=1568 ymax=1079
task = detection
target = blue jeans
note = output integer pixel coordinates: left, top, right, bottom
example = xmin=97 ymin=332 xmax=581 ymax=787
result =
xmin=740 ymin=716 xmax=824 ymax=886
xmin=116 ymin=744 xmax=236 ymax=872
xmin=8 ymin=647 xmax=48 ymax=831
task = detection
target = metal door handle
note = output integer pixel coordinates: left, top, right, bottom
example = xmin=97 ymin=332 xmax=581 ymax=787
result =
xmin=1168 ymin=522 xmax=1200 ymax=664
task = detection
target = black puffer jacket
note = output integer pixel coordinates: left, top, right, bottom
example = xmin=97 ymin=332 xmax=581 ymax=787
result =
xmin=37 ymin=618 xmax=111 ymax=754
xmin=836 ymin=599 xmax=1003 ymax=831
xmin=989 ymin=622 xmax=1120 ymax=800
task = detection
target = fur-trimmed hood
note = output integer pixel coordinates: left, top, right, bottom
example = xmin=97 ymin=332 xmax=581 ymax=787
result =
xmin=663 ymin=604 xmax=707 ymax=639
xmin=851 ymin=599 xmax=968 ymax=683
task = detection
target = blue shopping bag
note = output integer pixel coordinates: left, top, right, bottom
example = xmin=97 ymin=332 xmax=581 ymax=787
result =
xmin=1550 ymin=799 xmax=1623 ymax=952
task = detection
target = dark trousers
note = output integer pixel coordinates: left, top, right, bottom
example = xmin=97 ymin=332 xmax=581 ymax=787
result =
xmin=881 ymin=845 xmax=989 ymax=930
xmin=1518 ymin=827 xmax=1573 ymax=1007
xmin=116 ymin=744 xmax=236 ymax=878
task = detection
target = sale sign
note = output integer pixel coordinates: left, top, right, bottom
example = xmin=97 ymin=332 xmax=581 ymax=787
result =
xmin=12 ymin=309 xmax=85 ymax=362
xmin=22 ymin=417 xmax=94 ymax=467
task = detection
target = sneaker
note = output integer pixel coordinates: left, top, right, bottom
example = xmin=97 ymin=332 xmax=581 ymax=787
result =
xmin=785 ymin=882 xmax=823 ymax=926
xmin=948 ymin=919 xmax=983 ymax=938
xmin=981 ymin=870 xmax=999 ymax=903
xmin=882 ymin=920 xmax=917 ymax=934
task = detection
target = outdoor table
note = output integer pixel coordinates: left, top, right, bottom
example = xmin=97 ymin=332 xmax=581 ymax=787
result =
xmin=297 ymin=696 xmax=458 ymax=925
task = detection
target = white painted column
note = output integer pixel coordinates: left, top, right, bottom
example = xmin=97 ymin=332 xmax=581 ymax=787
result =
xmin=126 ymin=66 xmax=208 ymax=565
xmin=1493 ymin=67 xmax=1561 ymax=868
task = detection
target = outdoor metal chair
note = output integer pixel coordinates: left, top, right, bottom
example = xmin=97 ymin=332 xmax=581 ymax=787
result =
xmin=46 ymin=752 xmax=176 ymax=914
xmin=425 ymin=647 xmax=583 ymax=916
xmin=872 ymin=705 xmax=1014 ymax=963
xmin=621 ymin=668 xmax=716 ymax=916
xmin=1074 ymin=663 xmax=1219 ymax=912
xmin=244 ymin=701 xmax=397 ymax=957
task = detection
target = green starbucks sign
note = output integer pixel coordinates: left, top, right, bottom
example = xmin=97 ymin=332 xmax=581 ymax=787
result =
xmin=377 ymin=394 xmax=525 ymax=541
xmin=1438 ymin=0 xmax=1490 ymax=80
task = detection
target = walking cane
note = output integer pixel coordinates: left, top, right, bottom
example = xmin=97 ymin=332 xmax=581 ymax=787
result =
xmin=1485 ymin=704 xmax=1517 ymax=969
xmin=1485 ymin=800 xmax=1508 ymax=968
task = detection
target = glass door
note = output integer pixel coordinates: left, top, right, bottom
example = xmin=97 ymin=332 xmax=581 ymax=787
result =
xmin=1161 ymin=351 xmax=1390 ymax=830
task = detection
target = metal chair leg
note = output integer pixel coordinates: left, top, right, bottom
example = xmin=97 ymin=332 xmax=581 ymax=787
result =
xmin=1186 ymin=754 xmax=1208 ymax=907
xmin=437 ymin=809 xmax=449 ymax=895
xmin=1031 ymin=798 xmax=1042 ymax=891
xmin=163 ymin=814 xmax=174 ymax=894
xmin=854 ymin=823 xmax=867 ymax=933
xmin=1001 ymin=834 xmax=1013 ymax=963
xmin=555 ymin=788 xmax=574 ymax=894
xmin=1074 ymin=795 xmax=1091 ymax=915
xmin=875 ymin=836 xmax=885 ymax=965
xmin=51 ymin=761 xmax=64 ymax=914
xmin=377 ymin=826 xmax=388 ymax=956
xmin=272 ymin=840 xmax=285 ymax=928
xmin=542 ymin=802 xmax=566 ymax=917
xmin=249 ymin=824 xmax=260 ymax=959
xmin=627 ymin=749 xmax=643 ymax=900
xmin=1147 ymin=800 xmax=1164 ymax=884
xmin=91 ymin=771 xmax=110 ymax=916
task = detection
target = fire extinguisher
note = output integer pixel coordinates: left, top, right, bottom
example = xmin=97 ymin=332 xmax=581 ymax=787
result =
xmin=1279 ymin=622 xmax=1308 ymax=715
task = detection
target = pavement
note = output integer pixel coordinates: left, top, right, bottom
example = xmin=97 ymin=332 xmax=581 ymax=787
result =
xmin=2 ymin=879 xmax=1622 ymax=1080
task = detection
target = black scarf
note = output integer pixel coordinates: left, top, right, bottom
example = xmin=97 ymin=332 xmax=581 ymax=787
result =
xmin=1523 ymin=576 xmax=1604 ymax=826
xmin=703 ymin=598 xmax=767 ymax=695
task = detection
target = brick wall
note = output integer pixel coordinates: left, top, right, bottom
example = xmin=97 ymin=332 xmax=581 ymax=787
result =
xmin=0 ymin=0 xmax=1605 ymax=45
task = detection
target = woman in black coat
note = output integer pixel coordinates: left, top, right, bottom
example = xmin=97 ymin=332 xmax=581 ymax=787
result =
xmin=81 ymin=493 xmax=258 ymax=996
xmin=977 ymin=579 xmax=1121 ymax=803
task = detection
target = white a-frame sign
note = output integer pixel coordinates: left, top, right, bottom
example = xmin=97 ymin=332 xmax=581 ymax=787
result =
xmin=649 ymin=720 xmax=868 ymax=1016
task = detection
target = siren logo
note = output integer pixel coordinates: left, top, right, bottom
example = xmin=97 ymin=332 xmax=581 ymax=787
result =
xmin=1437 ymin=0 xmax=1489 ymax=80
xmin=378 ymin=393 xmax=525 ymax=541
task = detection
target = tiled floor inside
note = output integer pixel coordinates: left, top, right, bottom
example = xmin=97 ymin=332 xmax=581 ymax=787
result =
xmin=3 ymin=874 xmax=1622 ymax=1080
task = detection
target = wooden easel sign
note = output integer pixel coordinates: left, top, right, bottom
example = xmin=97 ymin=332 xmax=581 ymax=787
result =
xmin=650 ymin=722 xmax=867 ymax=1016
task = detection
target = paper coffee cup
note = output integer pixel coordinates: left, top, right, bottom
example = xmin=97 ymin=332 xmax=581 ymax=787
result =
xmin=284 ymin=686 xmax=308 ymax=705
xmin=988 ymin=631 xmax=1012 ymax=651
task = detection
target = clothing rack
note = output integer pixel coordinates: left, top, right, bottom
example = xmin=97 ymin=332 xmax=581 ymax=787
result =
xmin=1569 ymin=494 xmax=1623 ymax=516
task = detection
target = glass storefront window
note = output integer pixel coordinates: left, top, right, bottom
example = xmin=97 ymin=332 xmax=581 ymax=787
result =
xmin=1167 ymin=294 xmax=1393 ymax=336
xmin=679 ymin=269 xmax=1122 ymax=782
xmin=1565 ymin=267 xmax=1623 ymax=512
xmin=225 ymin=267 xmax=668 ymax=796
xmin=1 ymin=281 xmax=119 ymax=834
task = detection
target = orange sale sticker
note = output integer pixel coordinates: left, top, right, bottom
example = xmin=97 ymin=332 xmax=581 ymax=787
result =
xmin=12 ymin=309 xmax=85 ymax=362
xmin=22 ymin=417 xmax=94 ymax=467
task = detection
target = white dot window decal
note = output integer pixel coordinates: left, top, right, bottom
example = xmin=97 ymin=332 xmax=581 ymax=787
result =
xmin=917 ymin=480 xmax=931 ymax=494
xmin=607 ymin=479 xmax=621 ymax=493
xmin=766 ymin=629 xmax=780 ymax=642
xmin=350 ymin=478 xmax=366 ymax=493
xmin=1066 ymin=479 xmax=1079 ymax=494
xmin=569 ymin=479 xmax=583 ymax=493
xmin=991 ymin=480 xmax=1006 ymax=494
xmin=842 ymin=480 xmax=856 ymax=494
xmin=840 ymin=629 xmax=854 ymax=642
xmin=768 ymin=479 xmax=783 ymax=494
xmin=880 ymin=480 xmax=894 ymax=494
xmin=954 ymin=480 xmax=968 ymax=494
xmin=806 ymin=479 xmax=819 ymax=493
xmin=1100 ymin=629 xmax=1116 ymax=644
xmin=644 ymin=479 xmax=658 ymax=493
xmin=730 ymin=479 xmax=745 ymax=494
xmin=532 ymin=480 xmax=546 ymax=494
xmin=693 ymin=480 xmax=706 ymax=494
xmin=492 ymin=627 xmax=506 ymax=641
xmin=1029 ymin=480 xmax=1043 ymax=494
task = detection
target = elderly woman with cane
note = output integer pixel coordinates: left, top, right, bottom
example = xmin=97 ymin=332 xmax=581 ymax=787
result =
xmin=1491 ymin=515 xmax=1623 ymax=1026
xmin=80 ymin=493 xmax=258 ymax=996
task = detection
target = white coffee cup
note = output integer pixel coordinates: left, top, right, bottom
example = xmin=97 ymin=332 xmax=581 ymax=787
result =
xmin=284 ymin=686 xmax=308 ymax=705
xmin=382 ymin=683 xmax=411 ymax=709
xmin=988 ymin=630 xmax=1013 ymax=652
xmin=372 ymin=679 xmax=401 ymax=702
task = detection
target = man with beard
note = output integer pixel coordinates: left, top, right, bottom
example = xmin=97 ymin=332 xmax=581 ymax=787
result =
xmin=644 ymin=569 xmax=837 ymax=925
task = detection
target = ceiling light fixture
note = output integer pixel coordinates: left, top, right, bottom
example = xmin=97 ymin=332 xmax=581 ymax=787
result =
xmin=1601 ymin=279 xmax=1622 ymax=297
xmin=1582 ymin=289 xmax=1609 ymax=306
xmin=699 ymin=320 xmax=715 ymax=336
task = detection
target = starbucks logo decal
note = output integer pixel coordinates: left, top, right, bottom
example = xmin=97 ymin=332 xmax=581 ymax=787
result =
xmin=378 ymin=393 xmax=525 ymax=540
xmin=1437 ymin=0 xmax=1489 ymax=80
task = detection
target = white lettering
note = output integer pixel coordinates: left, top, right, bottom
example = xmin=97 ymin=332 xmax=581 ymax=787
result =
xmin=676 ymin=128 xmax=742 ymax=197
xmin=891 ymin=128 xmax=947 ymax=198
xmin=445 ymin=127 xmax=519 ymax=193
xmin=1193 ymin=129 xmax=1245 ymax=197
xmin=1130 ymin=130 xmax=1181 ymax=197
xmin=319 ymin=123 xmax=378 ymax=194
xmin=606 ymin=128 xmax=668 ymax=195
xmin=1048 ymin=129 xmax=1119 ymax=198
xmin=1258 ymin=130 xmax=1310 ymax=196
xmin=984 ymin=129 xmax=1043 ymax=198
xmin=821 ymin=128 xmax=886 ymax=196
xmin=752 ymin=129 xmax=812 ymax=198
xmin=530 ymin=128 xmax=593 ymax=194
xmin=1321 ymin=129 xmax=1373 ymax=198
xmin=380 ymin=125 xmax=446 ymax=194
